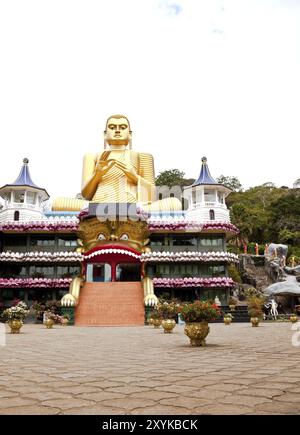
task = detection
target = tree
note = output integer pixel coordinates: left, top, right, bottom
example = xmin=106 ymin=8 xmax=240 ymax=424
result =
xmin=155 ymin=169 xmax=194 ymax=188
xmin=293 ymin=178 xmax=300 ymax=188
xmin=216 ymin=175 xmax=243 ymax=192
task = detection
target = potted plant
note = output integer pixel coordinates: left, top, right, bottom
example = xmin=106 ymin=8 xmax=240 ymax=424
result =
xmin=2 ymin=301 xmax=29 ymax=333
xmin=61 ymin=313 xmax=70 ymax=326
xmin=157 ymin=299 xmax=180 ymax=333
xmin=290 ymin=314 xmax=298 ymax=323
xmin=179 ymin=300 xmax=221 ymax=346
xmin=44 ymin=311 xmax=64 ymax=329
xmin=223 ymin=312 xmax=233 ymax=325
xmin=32 ymin=301 xmax=45 ymax=323
xmin=149 ymin=309 xmax=162 ymax=328
xmin=247 ymin=295 xmax=265 ymax=327
xmin=228 ymin=296 xmax=238 ymax=311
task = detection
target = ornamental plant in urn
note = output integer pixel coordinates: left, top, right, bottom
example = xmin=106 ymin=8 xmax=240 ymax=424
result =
xmin=44 ymin=312 xmax=64 ymax=329
xmin=157 ymin=299 xmax=180 ymax=333
xmin=247 ymin=295 xmax=265 ymax=327
xmin=223 ymin=312 xmax=233 ymax=325
xmin=149 ymin=309 xmax=162 ymax=328
xmin=3 ymin=301 xmax=29 ymax=333
xmin=228 ymin=296 xmax=238 ymax=312
xmin=290 ymin=314 xmax=298 ymax=324
xmin=179 ymin=300 xmax=221 ymax=347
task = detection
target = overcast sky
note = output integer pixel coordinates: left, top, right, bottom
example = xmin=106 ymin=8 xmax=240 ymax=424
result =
xmin=0 ymin=0 xmax=299 ymax=200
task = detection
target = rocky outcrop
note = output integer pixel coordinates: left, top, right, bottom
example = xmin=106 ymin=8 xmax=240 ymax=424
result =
xmin=239 ymin=255 xmax=273 ymax=292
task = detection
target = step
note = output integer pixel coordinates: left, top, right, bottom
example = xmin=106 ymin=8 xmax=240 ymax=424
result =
xmin=75 ymin=282 xmax=145 ymax=326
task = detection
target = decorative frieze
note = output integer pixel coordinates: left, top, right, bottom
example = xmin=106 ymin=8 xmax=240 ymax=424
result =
xmin=141 ymin=251 xmax=239 ymax=263
xmin=153 ymin=277 xmax=235 ymax=288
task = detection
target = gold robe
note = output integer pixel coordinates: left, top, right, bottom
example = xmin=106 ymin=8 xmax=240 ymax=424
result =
xmin=82 ymin=150 xmax=156 ymax=204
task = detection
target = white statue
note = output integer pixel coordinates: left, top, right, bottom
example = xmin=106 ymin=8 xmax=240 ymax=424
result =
xmin=214 ymin=296 xmax=221 ymax=306
xmin=270 ymin=298 xmax=278 ymax=320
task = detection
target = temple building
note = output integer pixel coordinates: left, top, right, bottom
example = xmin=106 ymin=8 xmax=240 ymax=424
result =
xmin=0 ymin=159 xmax=80 ymax=308
xmin=144 ymin=157 xmax=238 ymax=304
xmin=0 ymin=116 xmax=239 ymax=326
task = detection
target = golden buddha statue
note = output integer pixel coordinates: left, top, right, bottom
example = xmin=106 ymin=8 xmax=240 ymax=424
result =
xmin=52 ymin=114 xmax=181 ymax=212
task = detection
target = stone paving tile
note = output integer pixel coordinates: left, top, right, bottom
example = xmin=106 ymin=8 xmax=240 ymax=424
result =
xmin=6 ymin=385 xmax=51 ymax=394
xmin=130 ymin=380 xmax=171 ymax=388
xmin=194 ymin=404 xmax=253 ymax=415
xmin=108 ymin=376 xmax=144 ymax=384
xmin=0 ymin=390 xmax=19 ymax=398
xmin=159 ymin=396 xmax=213 ymax=409
xmin=63 ymin=405 xmax=126 ymax=415
xmin=219 ymin=394 xmax=272 ymax=406
xmin=0 ymin=323 xmax=299 ymax=415
xmin=0 ymin=406 xmax=61 ymax=415
xmin=131 ymin=405 xmax=193 ymax=415
xmin=128 ymin=391 xmax=178 ymax=401
xmin=0 ymin=397 xmax=38 ymax=408
xmin=285 ymin=387 xmax=300 ymax=393
xmin=154 ymin=385 xmax=199 ymax=394
xmin=83 ymin=381 xmax=125 ymax=388
xmin=173 ymin=378 xmax=222 ymax=388
xmin=236 ymin=388 xmax=283 ymax=399
xmin=105 ymin=386 xmax=151 ymax=395
xmin=184 ymin=389 xmax=229 ymax=400
xmin=250 ymin=382 xmax=299 ymax=390
xmin=203 ymin=384 xmax=243 ymax=393
xmin=23 ymin=391 xmax=73 ymax=401
xmin=77 ymin=391 xmax=126 ymax=401
xmin=56 ymin=385 xmax=100 ymax=395
xmin=40 ymin=398 xmax=96 ymax=409
xmin=273 ymin=393 xmax=300 ymax=403
xmin=223 ymin=378 xmax=257 ymax=386
xmin=255 ymin=402 xmax=300 ymax=414
xmin=100 ymin=398 xmax=156 ymax=410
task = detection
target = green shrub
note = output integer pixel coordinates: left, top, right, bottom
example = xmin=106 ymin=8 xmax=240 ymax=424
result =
xmin=228 ymin=264 xmax=242 ymax=283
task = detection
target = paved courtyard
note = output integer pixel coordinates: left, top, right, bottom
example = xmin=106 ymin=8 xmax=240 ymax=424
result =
xmin=0 ymin=322 xmax=299 ymax=415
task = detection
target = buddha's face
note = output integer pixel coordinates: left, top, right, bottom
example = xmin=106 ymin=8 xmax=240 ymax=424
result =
xmin=105 ymin=117 xmax=131 ymax=146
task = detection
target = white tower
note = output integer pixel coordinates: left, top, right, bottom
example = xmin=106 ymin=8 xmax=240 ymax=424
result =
xmin=184 ymin=157 xmax=232 ymax=223
xmin=0 ymin=158 xmax=49 ymax=222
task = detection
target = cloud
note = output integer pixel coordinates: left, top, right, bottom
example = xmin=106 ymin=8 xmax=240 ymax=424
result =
xmin=158 ymin=1 xmax=183 ymax=16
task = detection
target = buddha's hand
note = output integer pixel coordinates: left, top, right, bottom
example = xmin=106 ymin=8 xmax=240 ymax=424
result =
xmin=95 ymin=160 xmax=116 ymax=176
xmin=113 ymin=161 xmax=139 ymax=183
xmin=144 ymin=294 xmax=158 ymax=307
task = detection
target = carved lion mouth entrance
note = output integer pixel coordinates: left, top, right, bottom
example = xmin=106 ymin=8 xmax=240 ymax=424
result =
xmin=82 ymin=244 xmax=142 ymax=283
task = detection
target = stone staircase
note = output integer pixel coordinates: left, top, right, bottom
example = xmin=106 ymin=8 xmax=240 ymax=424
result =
xmin=214 ymin=305 xmax=250 ymax=323
xmin=75 ymin=282 xmax=145 ymax=326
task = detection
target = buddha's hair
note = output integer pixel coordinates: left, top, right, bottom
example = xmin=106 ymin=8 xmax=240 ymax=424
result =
xmin=105 ymin=114 xmax=132 ymax=133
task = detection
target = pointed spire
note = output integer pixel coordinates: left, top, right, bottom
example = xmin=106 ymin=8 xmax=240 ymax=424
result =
xmin=0 ymin=158 xmax=49 ymax=201
xmin=12 ymin=158 xmax=40 ymax=188
xmin=192 ymin=157 xmax=217 ymax=186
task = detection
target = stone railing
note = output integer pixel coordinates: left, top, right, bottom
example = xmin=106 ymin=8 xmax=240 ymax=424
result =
xmin=141 ymin=251 xmax=239 ymax=263
xmin=0 ymin=251 xmax=82 ymax=262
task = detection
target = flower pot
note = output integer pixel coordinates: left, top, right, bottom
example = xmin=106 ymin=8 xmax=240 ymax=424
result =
xmin=290 ymin=315 xmax=298 ymax=324
xmin=147 ymin=317 xmax=154 ymax=326
xmin=224 ymin=317 xmax=232 ymax=325
xmin=61 ymin=318 xmax=69 ymax=326
xmin=8 ymin=319 xmax=23 ymax=334
xmin=152 ymin=318 xmax=162 ymax=328
xmin=45 ymin=319 xmax=54 ymax=329
xmin=229 ymin=305 xmax=236 ymax=312
xmin=250 ymin=317 xmax=259 ymax=327
xmin=184 ymin=322 xmax=210 ymax=347
xmin=161 ymin=319 xmax=176 ymax=333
